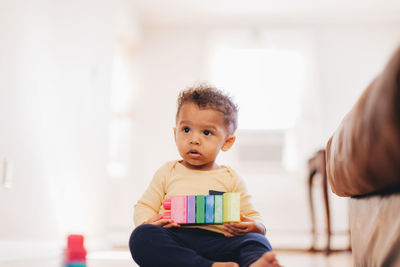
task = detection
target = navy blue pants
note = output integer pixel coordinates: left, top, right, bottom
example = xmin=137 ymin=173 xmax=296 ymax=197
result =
xmin=129 ymin=224 xmax=272 ymax=267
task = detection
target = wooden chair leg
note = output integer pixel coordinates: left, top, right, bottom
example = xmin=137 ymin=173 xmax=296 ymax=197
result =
xmin=322 ymin=170 xmax=331 ymax=254
xmin=308 ymin=149 xmax=332 ymax=254
xmin=347 ymin=208 xmax=352 ymax=251
xmin=308 ymin=170 xmax=317 ymax=251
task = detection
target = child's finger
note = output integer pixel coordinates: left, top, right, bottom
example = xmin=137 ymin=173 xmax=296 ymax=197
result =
xmin=225 ymin=222 xmax=247 ymax=231
xmin=152 ymin=219 xmax=173 ymax=226
xmin=223 ymin=225 xmax=244 ymax=236
xmin=240 ymin=214 xmax=255 ymax=222
xmin=163 ymin=222 xmax=181 ymax=228
xmin=146 ymin=214 xmax=163 ymax=223
xmin=228 ymin=227 xmax=246 ymax=234
xmin=240 ymin=214 xmax=250 ymax=222
xmin=234 ymin=222 xmax=249 ymax=230
xmin=229 ymin=222 xmax=248 ymax=229
xmin=223 ymin=224 xmax=239 ymax=234
xmin=223 ymin=224 xmax=235 ymax=231
xmin=222 ymin=226 xmax=235 ymax=235
xmin=224 ymin=232 xmax=234 ymax=237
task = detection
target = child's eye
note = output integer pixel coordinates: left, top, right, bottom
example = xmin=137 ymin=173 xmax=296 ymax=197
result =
xmin=183 ymin=127 xmax=190 ymax=133
xmin=203 ymin=130 xmax=212 ymax=136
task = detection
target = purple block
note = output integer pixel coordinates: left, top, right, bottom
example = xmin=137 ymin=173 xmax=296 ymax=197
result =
xmin=187 ymin=195 xmax=196 ymax=224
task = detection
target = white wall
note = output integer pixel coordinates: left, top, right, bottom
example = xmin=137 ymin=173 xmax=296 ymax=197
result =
xmin=316 ymin=23 xmax=400 ymax=139
xmin=107 ymin=26 xmax=209 ymax=239
xmin=1 ymin=0 xmax=400 ymax=257
xmin=0 ymin=0 xmax=139 ymax=260
xmin=116 ymin=22 xmax=400 ymax=249
xmin=313 ymin=24 xmax=400 ymax=248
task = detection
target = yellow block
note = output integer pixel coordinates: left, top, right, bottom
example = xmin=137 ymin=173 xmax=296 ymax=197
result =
xmin=223 ymin=193 xmax=240 ymax=222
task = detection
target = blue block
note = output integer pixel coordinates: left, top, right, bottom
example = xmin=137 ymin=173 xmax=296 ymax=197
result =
xmin=205 ymin=195 xmax=214 ymax=224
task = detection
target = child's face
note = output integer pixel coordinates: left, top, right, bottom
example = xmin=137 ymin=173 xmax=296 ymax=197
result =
xmin=174 ymin=102 xmax=235 ymax=171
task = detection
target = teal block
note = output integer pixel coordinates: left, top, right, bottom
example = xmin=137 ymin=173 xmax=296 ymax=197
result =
xmin=214 ymin=195 xmax=223 ymax=224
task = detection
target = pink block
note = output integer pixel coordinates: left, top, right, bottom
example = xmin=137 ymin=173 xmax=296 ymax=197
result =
xmin=171 ymin=195 xmax=187 ymax=224
xmin=162 ymin=198 xmax=172 ymax=220
xmin=163 ymin=198 xmax=171 ymax=210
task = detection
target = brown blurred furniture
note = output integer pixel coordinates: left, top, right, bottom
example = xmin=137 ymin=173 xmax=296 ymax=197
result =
xmin=307 ymin=149 xmax=331 ymax=254
xmin=326 ymin=45 xmax=400 ymax=266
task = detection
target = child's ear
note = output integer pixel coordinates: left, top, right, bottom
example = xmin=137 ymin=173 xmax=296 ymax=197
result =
xmin=221 ymin=135 xmax=236 ymax=152
xmin=173 ymin=128 xmax=177 ymax=142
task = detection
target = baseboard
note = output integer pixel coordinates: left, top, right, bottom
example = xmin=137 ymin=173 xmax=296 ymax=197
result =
xmin=0 ymin=238 xmax=112 ymax=262
xmin=0 ymin=240 xmax=63 ymax=261
xmin=106 ymin=229 xmax=132 ymax=248
xmin=267 ymin=229 xmax=350 ymax=251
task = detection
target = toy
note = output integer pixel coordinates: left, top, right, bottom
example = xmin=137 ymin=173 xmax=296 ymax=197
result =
xmin=187 ymin=195 xmax=196 ymax=224
xmin=223 ymin=193 xmax=240 ymax=223
xmin=162 ymin=195 xmax=187 ymax=224
xmin=196 ymin=195 xmax=205 ymax=223
xmin=205 ymin=195 xmax=214 ymax=223
xmin=162 ymin=192 xmax=240 ymax=224
xmin=64 ymin=234 xmax=87 ymax=267
xmin=214 ymin=195 xmax=223 ymax=224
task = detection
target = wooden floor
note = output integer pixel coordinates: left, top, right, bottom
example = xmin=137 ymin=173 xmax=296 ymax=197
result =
xmin=0 ymin=250 xmax=352 ymax=267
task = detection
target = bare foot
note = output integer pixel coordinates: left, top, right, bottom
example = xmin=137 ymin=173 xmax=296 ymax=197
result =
xmin=212 ymin=262 xmax=239 ymax=267
xmin=249 ymin=251 xmax=282 ymax=267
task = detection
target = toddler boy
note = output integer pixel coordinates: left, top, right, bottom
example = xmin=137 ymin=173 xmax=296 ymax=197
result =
xmin=129 ymin=85 xmax=281 ymax=267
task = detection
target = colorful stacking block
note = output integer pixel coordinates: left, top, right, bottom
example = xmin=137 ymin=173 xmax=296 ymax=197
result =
xmin=223 ymin=193 xmax=240 ymax=222
xmin=196 ymin=195 xmax=205 ymax=223
xmin=64 ymin=234 xmax=87 ymax=267
xmin=205 ymin=195 xmax=214 ymax=223
xmin=163 ymin=195 xmax=187 ymax=224
xmin=162 ymin=192 xmax=240 ymax=225
xmin=214 ymin=195 xmax=223 ymax=224
xmin=187 ymin=195 xmax=196 ymax=224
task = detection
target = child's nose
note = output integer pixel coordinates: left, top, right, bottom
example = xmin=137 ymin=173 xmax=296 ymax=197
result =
xmin=190 ymin=134 xmax=200 ymax=145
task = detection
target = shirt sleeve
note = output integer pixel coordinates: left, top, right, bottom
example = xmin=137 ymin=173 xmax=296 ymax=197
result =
xmin=230 ymin=169 xmax=263 ymax=223
xmin=133 ymin=162 xmax=172 ymax=226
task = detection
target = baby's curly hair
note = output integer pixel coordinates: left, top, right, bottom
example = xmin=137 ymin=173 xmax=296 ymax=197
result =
xmin=176 ymin=84 xmax=239 ymax=134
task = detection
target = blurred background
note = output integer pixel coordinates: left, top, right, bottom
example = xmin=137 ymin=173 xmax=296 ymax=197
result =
xmin=1 ymin=0 xmax=400 ymax=265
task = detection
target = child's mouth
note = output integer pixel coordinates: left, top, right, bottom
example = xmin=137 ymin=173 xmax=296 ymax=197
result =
xmin=188 ymin=150 xmax=201 ymax=159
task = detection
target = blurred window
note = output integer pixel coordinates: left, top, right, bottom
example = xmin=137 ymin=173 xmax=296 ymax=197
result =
xmin=108 ymin=42 xmax=135 ymax=178
xmin=210 ymin=46 xmax=306 ymax=130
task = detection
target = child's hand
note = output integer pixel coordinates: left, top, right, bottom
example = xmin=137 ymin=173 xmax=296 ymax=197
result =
xmin=222 ymin=215 xmax=266 ymax=237
xmin=143 ymin=214 xmax=181 ymax=228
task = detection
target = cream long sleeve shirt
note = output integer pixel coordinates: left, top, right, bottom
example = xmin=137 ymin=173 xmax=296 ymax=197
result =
xmin=134 ymin=160 xmax=263 ymax=234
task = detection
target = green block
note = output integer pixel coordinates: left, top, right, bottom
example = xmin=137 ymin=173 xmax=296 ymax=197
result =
xmin=196 ymin=195 xmax=205 ymax=223
xmin=214 ymin=195 xmax=223 ymax=224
